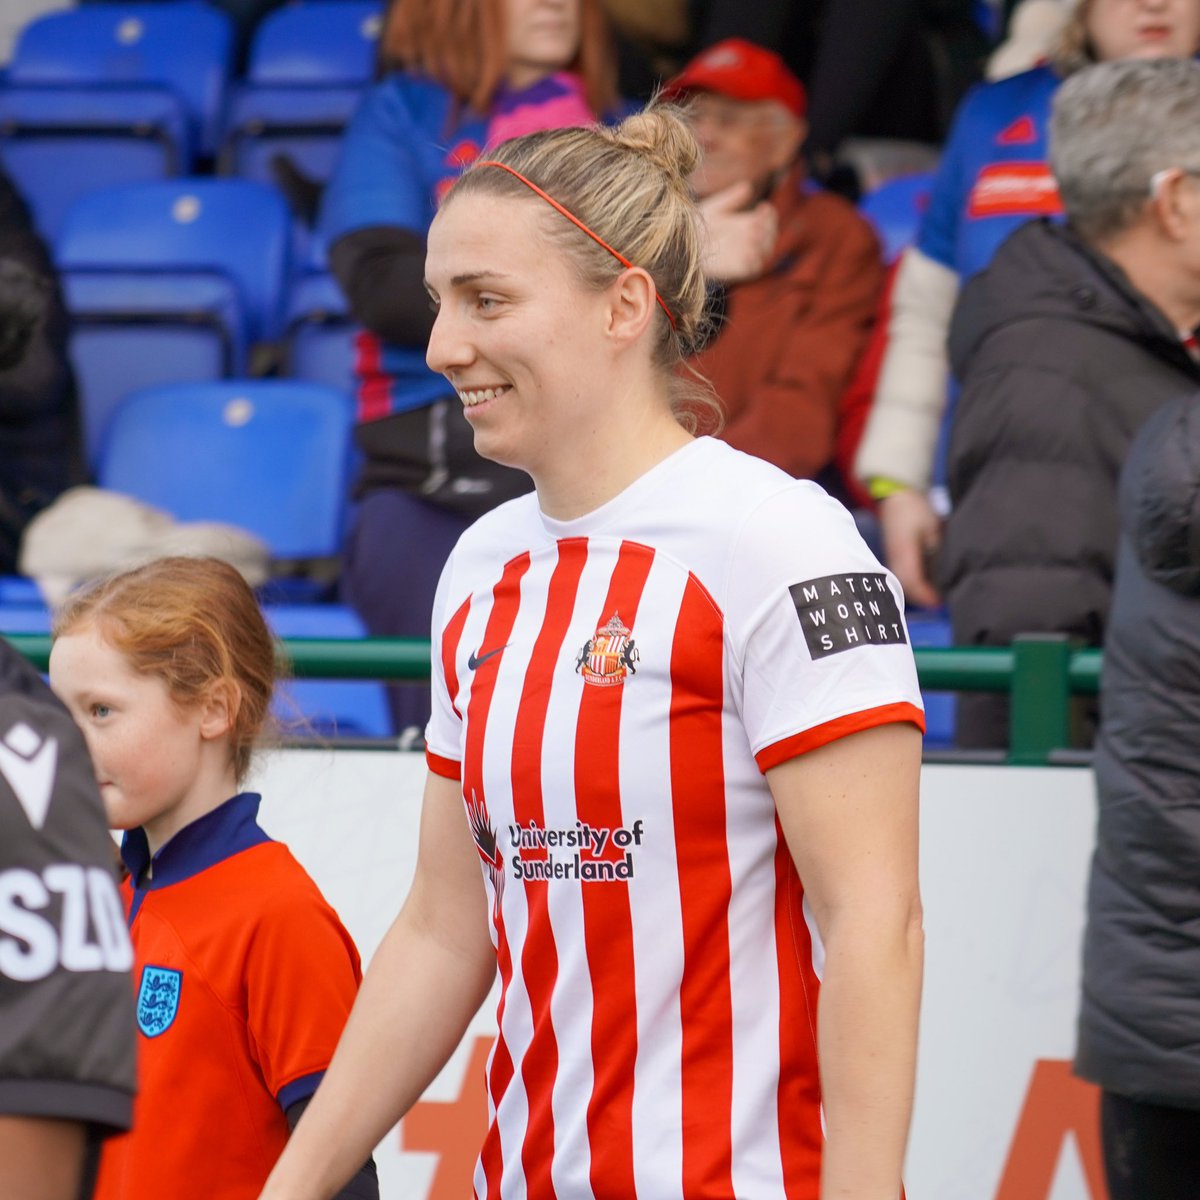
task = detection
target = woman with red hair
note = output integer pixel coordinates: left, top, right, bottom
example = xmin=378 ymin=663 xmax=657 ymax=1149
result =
xmin=320 ymin=0 xmax=618 ymax=736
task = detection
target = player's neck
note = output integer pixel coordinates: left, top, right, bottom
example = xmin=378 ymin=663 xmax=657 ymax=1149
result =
xmin=533 ymin=398 xmax=692 ymax=521
xmin=142 ymin=752 xmax=241 ymax=867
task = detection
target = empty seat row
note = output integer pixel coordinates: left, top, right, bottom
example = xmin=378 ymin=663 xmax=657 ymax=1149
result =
xmin=0 ymin=1 xmax=381 ymax=237
xmin=45 ymin=175 xmax=357 ymax=463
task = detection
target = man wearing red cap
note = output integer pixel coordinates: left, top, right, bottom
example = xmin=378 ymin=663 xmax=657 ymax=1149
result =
xmin=665 ymin=38 xmax=885 ymax=488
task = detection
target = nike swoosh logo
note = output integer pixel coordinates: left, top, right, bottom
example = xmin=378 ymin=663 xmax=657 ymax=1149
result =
xmin=467 ymin=645 xmax=507 ymax=671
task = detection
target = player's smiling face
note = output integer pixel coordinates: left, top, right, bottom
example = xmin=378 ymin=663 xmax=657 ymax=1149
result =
xmin=49 ymin=623 xmax=229 ymax=853
xmin=425 ymin=190 xmax=615 ymax=477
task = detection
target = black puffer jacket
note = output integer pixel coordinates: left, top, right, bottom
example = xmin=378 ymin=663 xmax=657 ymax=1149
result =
xmin=940 ymin=219 xmax=1200 ymax=747
xmin=0 ymin=169 xmax=85 ymax=573
xmin=1076 ymin=391 xmax=1200 ymax=1107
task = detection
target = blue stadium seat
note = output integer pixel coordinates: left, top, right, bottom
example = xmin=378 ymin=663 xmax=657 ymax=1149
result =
xmin=57 ymin=178 xmax=291 ymax=344
xmin=220 ymin=1 xmax=381 ymax=185
xmin=56 ymin=178 xmax=293 ymax=455
xmin=63 ymin=271 xmax=247 ymax=468
xmin=98 ymin=380 xmax=356 ymax=561
xmin=905 ymin=609 xmax=957 ymax=749
xmin=0 ymin=577 xmax=46 ymax=607
xmin=283 ymin=273 xmax=356 ymax=394
xmin=859 ymin=172 xmax=935 ymax=264
xmin=0 ymin=4 xmax=233 ymax=238
xmin=266 ymin=604 xmax=394 ymax=739
xmin=0 ymin=604 xmax=51 ymax=634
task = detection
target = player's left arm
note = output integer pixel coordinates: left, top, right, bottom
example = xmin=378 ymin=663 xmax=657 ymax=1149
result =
xmin=283 ymin=1100 xmax=378 ymax=1200
xmin=768 ymin=720 xmax=923 ymax=1200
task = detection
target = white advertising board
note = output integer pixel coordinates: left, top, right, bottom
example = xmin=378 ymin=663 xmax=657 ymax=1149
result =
xmin=252 ymin=752 xmax=1106 ymax=1200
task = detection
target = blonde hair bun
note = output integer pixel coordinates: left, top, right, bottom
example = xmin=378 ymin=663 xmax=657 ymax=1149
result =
xmin=606 ymin=105 xmax=700 ymax=185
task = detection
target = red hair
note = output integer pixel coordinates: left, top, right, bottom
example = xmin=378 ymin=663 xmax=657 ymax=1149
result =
xmin=53 ymin=557 xmax=277 ymax=782
xmin=382 ymin=0 xmax=617 ymax=117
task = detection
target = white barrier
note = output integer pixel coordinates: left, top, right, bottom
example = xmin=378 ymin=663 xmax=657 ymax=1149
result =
xmin=252 ymin=752 xmax=1105 ymax=1200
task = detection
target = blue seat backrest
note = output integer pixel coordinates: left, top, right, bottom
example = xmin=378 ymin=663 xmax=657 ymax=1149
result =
xmin=859 ymin=172 xmax=935 ymax=265
xmin=9 ymin=4 xmax=233 ymax=154
xmin=0 ymin=605 xmax=52 ymax=634
xmin=905 ymin=610 xmax=957 ymax=749
xmin=56 ymin=179 xmax=291 ymax=342
xmin=284 ymin=273 xmax=355 ymax=393
xmin=98 ymin=380 xmax=355 ymax=560
xmin=264 ymin=602 xmax=395 ymax=739
xmin=247 ymin=1 xmax=382 ymax=85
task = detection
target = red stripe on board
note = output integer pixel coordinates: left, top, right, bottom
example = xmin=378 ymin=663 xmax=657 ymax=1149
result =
xmin=774 ymin=821 xmax=825 ymax=1197
xmin=755 ymin=702 xmax=925 ymax=773
xmin=579 ymin=541 xmax=656 ymax=1199
xmin=511 ymin=538 xmax=589 ymax=1195
xmin=668 ymin=573 xmax=735 ymax=1197
xmin=462 ymin=553 xmax=531 ymax=1200
xmin=354 ymin=330 xmax=393 ymax=423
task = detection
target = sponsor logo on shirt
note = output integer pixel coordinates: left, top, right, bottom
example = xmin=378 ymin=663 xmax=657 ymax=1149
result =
xmin=996 ymin=114 xmax=1037 ymax=145
xmin=575 ymin=613 xmax=639 ymax=687
xmin=467 ymin=645 xmax=506 ymax=671
xmin=790 ymin=573 xmax=907 ymax=659
xmin=0 ymin=864 xmax=133 ymax=981
xmin=967 ymin=162 xmax=1062 ymax=219
xmin=506 ymin=818 xmax=644 ymax=882
xmin=137 ymin=964 xmax=182 ymax=1037
xmin=0 ymin=721 xmax=58 ymax=831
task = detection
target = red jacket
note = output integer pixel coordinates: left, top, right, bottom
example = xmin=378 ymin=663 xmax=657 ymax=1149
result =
xmin=693 ymin=171 xmax=885 ymax=480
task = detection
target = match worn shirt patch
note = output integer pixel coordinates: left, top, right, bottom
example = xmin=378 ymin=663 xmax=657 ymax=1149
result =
xmin=789 ymin=573 xmax=907 ymax=659
xmin=136 ymin=964 xmax=182 ymax=1037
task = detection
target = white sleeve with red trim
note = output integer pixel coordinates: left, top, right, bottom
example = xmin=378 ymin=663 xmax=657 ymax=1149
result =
xmin=425 ymin=554 xmax=465 ymax=779
xmin=728 ymin=482 xmax=925 ymax=772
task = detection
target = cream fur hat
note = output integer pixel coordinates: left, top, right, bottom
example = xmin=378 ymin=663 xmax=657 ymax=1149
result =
xmin=987 ymin=0 xmax=1075 ymax=80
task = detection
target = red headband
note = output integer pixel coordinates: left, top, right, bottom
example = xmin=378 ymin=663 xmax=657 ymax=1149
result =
xmin=473 ymin=160 xmax=678 ymax=330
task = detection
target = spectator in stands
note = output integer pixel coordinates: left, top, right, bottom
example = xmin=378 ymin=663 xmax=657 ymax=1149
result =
xmin=1076 ymin=386 xmax=1200 ymax=1199
xmin=938 ymin=57 xmax=1200 ymax=748
xmin=0 ymin=166 xmax=85 ymax=577
xmin=319 ymin=0 xmax=617 ymax=734
xmin=855 ymin=0 xmax=1200 ymax=608
xmin=662 ymin=38 xmax=885 ymax=484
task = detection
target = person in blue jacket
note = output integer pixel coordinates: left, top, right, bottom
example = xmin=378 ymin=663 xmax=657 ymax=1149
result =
xmin=320 ymin=0 xmax=617 ymax=735
xmin=855 ymin=0 xmax=1200 ymax=609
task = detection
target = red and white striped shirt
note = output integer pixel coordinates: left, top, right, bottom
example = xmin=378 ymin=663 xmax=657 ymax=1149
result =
xmin=425 ymin=438 xmax=924 ymax=1200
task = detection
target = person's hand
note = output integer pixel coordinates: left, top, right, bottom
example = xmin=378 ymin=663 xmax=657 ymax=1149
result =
xmin=879 ymin=488 xmax=943 ymax=608
xmin=697 ymin=182 xmax=778 ymax=284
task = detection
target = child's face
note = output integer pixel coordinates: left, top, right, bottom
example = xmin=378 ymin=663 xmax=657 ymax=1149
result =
xmin=49 ymin=624 xmax=224 ymax=851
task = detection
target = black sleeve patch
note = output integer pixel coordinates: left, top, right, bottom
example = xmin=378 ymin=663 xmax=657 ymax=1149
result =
xmin=789 ymin=573 xmax=907 ymax=659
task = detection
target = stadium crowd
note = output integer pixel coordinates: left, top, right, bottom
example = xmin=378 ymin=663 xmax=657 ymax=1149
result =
xmin=5 ymin=2 xmax=1200 ymax=1195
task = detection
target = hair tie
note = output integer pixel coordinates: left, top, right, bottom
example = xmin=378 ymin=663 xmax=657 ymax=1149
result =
xmin=474 ymin=160 xmax=678 ymax=330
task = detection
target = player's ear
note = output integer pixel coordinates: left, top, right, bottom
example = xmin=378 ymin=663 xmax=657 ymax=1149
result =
xmin=605 ymin=267 xmax=657 ymax=348
xmin=198 ymin=680 xmax=238 ymax=740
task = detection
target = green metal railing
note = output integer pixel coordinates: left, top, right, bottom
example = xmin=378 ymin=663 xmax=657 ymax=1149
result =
xmin=7 ymin=632 xmax=1101 ymax=767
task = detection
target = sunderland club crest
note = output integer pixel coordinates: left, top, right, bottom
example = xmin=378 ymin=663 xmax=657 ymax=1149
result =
xmin=136 ymin=965 xmax=182 ymax=1037
xmin=575 ymin=613 xmax=639 ymax=688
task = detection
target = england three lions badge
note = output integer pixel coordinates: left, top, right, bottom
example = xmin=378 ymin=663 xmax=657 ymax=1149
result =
xmin=137 ymin=964 xmax=182 ymax=1037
